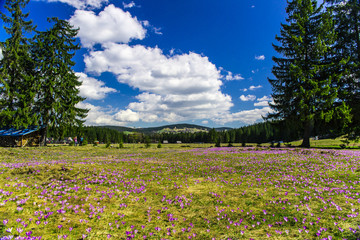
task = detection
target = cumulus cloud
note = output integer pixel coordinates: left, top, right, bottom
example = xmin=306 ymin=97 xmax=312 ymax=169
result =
xmin=84 ymin=43 xmax=233 ymax=122
xmin=123 ymin=1 xmax=136 ymax=8
xmin=225 ymin=72 xmax=244 ymax=81
xmin=254 ymin=101 xmax=270 ymax=107
xmin=240 ymin=95 xmax=256 ymax=101
xmin=69 ymin=4 xmax=146 ymax=48
xmin=77 ymin=72 xmax=117 ymax=100
xmin=114 ymin=109 xmax=140 ymax=122
xmin=254 ymin=96 xmax=274 ymax=107
xmin=257 ymin=96 xmax=272 ymax=102
xmin=76 ymin=102 xmax=126 ymax=126
xmin=255 ymin=55 xmax=265 ymax=60
xmin=38 ymin=0 xmax=108 ymax=9
xmin=249 ymin=85 xmax=262 ymax=91
xmin=214 ymin=107 xmax=272 ymax=125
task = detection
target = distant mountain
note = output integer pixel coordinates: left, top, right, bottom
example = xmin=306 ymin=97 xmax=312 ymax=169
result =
xmin=103 ymin=124 xmax=232 ymax=134
xmin=101 ymin=126 xmax=135 ymax=132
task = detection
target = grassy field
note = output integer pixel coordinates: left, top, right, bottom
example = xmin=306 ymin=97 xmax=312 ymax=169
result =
xmin=0 ymin=145 xmax=359 ymax=239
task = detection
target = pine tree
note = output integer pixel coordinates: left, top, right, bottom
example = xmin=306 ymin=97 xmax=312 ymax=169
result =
xmin=0 ymin=0 xmax=38 ymax=128
xmin=32 ymin=17 xmax=88 ymax=145
xmin=267 ymin=0 xmax=351 ymax=147
xmin=326 ymin=0 xmax=360 ymax=138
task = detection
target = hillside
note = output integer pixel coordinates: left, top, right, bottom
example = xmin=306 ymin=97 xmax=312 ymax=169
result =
xmin=103 ymin=124 xmax=232 ymax=134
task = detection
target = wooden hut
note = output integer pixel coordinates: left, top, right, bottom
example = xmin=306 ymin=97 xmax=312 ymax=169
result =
xmin=0 ymin=126 xmax=44 ymax=147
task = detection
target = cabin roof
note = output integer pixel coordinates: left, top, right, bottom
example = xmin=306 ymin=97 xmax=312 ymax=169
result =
xmin=0 ymin=126 xmax=41 ymax=137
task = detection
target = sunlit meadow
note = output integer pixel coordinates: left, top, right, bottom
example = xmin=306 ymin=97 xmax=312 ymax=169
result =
xmin=0 ymin=146 xmax=359 ymax=240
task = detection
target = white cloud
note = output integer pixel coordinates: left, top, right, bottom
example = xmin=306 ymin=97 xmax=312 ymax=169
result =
xmin=240 ymin=95 xmax=256 ymax=101
xmin=254 ymin=101 xmax=270 ymax=107
xmin=76 ymin=72 xmax=117 ymax=100
xmin=225 ymin=72 xmax=244 ymax=81
xmin=123 ymin=1 xmax=136 ymax=8
xmin=214 ymin=107 xmax=272 ymax=125
xmin=69 ymin=4 xmax=146 ymax=48
xmin=153 ymin=27 xmax=163 ymax=35
xmin=114 ymin=109 xmax=140 ymax=122
xmin=85 ymin=43 xmax=233 ymax=122
xmin=39 ymin=0 xmax=108 ymax=9
xmin=249 ymin=85 xmax=262 ymax=91
xmin=76 ymin=102 xmax=126 ymax=126
xmin=254 ymin=96 xmax=274 ymax=107
xmin=257 ymin=96 xmax=272 ymax=102
xmin=255 ymin=55 xmax=265 ymax=60
xmin=202 ymin=120 xmax=209 ymax=125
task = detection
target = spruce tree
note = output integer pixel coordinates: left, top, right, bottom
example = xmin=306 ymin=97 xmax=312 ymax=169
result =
xmin=267 ymin=0 xmax=351 ymax=147
xmin=32 ymin=17 xmax=88 ymax=145
xmin=0 ymin=0 xmax=38 ymax=128
xmin=326 ymin=0 xmax=360 ymax=138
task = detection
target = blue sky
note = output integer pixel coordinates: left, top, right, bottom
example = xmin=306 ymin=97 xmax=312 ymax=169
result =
xmin=0 ymin=0 xmax=289 ymax=128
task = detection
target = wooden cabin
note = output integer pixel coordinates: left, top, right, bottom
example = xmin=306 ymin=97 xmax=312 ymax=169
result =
xmin=0 ymin=126 xmax=43 ymax=147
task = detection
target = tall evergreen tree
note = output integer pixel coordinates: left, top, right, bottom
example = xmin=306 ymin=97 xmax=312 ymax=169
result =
xmin=267 ymin=0 xmax=351 ymax=147
xmin=32 ymin=17 xmax=88 ymax=145
xmin=326 ymin=0 xmax=360 ymax=138
xmin=0 ymin=0 xmax=38 ymax=128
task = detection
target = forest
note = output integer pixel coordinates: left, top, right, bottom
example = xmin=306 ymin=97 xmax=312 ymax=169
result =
xmin=53 ymin=121 xmax=308 ymax=145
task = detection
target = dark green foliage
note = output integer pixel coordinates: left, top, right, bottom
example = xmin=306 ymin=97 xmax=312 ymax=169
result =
xmin=119 ymin=141 xmax=124 ymax=149
xmin=326 ymin=0 xmax=360 ymax=138
xmin=267 ymin=0 xmax=351 ymax=147
xmin=144 ymin=136 xmax=151 ymax=148
xmin=0 ymin=0 xmax=87 ymax=142
xmin=0 ymin=0 xmax=38 ymax=128
xmin=32 ymin=17 xmax=88 ymax=144
xmin=157 ymin=142 xmax=162 ymax=148
xmin=215 ymin=137 xmax=221 ymax=147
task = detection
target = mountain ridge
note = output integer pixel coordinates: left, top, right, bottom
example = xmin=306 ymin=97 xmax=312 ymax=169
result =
xmin=102 ymin=124 xmax=232 ymax=134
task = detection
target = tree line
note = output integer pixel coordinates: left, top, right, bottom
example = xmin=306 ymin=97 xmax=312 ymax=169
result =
xmin=0 ymin=0 xmax=87 ymax=145
xmin=55 ymin=122 xmax=301 ymax=145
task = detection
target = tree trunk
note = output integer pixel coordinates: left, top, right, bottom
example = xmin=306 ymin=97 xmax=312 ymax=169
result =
xmin=301 ymin=119 xmax=314 ymax=148
xmin=40 ymin=126 xmax=48 ymax=146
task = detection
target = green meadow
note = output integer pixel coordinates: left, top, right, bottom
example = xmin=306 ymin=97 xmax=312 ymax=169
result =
xmin=0 ymin=145 xmax=359 ymax=240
